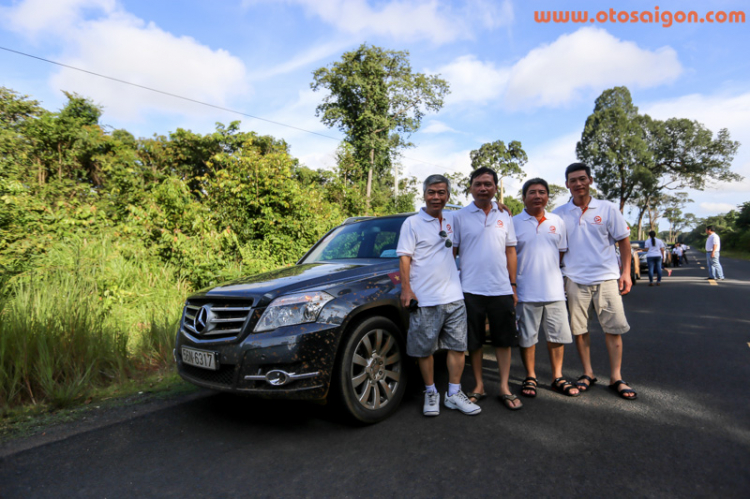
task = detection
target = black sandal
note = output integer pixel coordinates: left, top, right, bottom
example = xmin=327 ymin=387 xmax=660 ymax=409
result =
xmin=551 ymin=377 xmax=581 ymax=397
xmin=521 ymin=377 xmax=538 ymax=398
xmin=609 ymin=380 xmax=637 ymax=400
xmin=575 ymin=374 xmax=598 ymax=392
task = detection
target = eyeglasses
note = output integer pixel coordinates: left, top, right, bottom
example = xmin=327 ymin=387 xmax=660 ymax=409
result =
xmin=439 ymin=230 xmax=453 ymax=248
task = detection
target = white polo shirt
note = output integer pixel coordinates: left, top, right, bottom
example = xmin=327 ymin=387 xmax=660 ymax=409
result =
xmin=396 ymin=208 xmax=463 ymax=307
xmin=553 ymin=197 xmax=630 ymax=285
xmin=706 ymin=233 xmax=720 ymax=252
xmin=513 ymin=210 xmax=567 ymax=303
xmin=644 ymin=238 xmax=665 ymax=258
xmin=453 ymin=201 xmax=517 ymax=296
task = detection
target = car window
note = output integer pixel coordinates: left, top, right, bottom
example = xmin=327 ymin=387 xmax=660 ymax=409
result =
xmin=303 ymin=216 xmax=407 ymax=262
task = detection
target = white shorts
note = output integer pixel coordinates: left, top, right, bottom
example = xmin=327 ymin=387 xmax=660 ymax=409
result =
xmin=516 ymin=301 xmax=572 ymax=348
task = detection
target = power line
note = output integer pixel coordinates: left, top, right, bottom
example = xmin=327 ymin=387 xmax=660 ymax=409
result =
xmin=1 ymin=45 xmax=466 ymax=174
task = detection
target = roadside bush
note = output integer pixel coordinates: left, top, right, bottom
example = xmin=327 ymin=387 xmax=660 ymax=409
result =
xmin=0 ymin=234 xmax=186 ymax=409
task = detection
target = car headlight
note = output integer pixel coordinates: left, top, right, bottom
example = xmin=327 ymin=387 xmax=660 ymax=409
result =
xmin=254 ymin=291 xmax=335 ymax=333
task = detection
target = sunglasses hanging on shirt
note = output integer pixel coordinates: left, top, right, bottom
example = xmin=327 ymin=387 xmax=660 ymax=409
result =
xmin=439 ymin=230 xmax=453 ymax=248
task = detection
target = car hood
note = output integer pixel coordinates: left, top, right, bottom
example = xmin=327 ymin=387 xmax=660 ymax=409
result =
xmin=190 ymin=261 xmax=399 ymax=306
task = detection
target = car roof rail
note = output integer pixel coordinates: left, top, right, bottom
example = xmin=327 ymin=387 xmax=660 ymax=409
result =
xmin=342 ymin=216 xmax=375 ymax=225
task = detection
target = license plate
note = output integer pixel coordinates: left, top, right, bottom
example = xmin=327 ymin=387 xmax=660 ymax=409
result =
xmin=181 ymin=347 xmax=219 ymax=371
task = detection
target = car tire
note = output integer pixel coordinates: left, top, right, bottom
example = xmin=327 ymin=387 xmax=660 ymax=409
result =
xmin=333 ymin=316 xmax=408 ymax=424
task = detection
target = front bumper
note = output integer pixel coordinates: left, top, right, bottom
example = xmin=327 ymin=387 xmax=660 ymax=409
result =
xmin=176 ymin=322 xmax=342 ymax=401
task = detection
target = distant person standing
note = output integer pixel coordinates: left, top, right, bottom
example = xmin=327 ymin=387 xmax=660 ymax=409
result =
xmin=705 ymin=226 xmax=725 ymax=280
xmin=671 ymin=243 xmax=683 ymax=267
xmin=644 ymin=231 xmax=665 ymax=286
xmin=680 ymin=243 xmax=689 ymax=265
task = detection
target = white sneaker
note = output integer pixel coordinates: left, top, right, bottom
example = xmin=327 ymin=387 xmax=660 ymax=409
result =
xmin=444 ymin=391 xmax=482 ymax=415
xmin=423 ymin=391 xmax=440 ymax=416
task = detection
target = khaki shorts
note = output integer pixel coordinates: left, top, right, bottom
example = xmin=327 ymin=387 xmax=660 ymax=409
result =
xmin=516 ymin=301 xmax=572 ymax=348
xmin=565 ymin=279 xmax=630 ymax=335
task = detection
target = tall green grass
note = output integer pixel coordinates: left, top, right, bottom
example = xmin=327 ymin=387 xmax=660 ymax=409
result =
xmin=0 ymin=234 xmax=187 ymax=410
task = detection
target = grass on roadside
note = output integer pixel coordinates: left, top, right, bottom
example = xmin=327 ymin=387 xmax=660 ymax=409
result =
xmin=0 ymin=369 xmax=198 ymax=442
xmin=0 ymin=234 xmax=186 ymax=412
xmin=693 ymin=248 xmax=750 ymax=261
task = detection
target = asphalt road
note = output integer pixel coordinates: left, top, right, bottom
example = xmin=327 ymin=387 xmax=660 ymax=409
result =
xmin=2 ymin=249 xmax=749 ymax=498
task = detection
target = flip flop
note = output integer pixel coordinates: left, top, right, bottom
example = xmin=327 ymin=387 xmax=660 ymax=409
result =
xmin=499 ymin=394 xmax=523 ymax=411
xmin=466 ymin=392 xmax=486 ymax=403
xmin=610 ymin=380 xmax=637 ymax=400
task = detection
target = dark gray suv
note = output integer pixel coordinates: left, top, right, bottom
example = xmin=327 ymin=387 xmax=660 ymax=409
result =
xmin=175 ymin=214 xmax=413 ymax=423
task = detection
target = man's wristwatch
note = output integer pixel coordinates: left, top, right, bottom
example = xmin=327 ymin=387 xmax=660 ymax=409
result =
xmin=510 ymin=283 xmax=517 ymax=287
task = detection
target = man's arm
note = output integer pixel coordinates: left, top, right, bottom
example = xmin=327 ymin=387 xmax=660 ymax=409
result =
xmin=505 ymin=246 xmax=518 ymax=306
xmin=712 ymin=242 xmax=718 ymax=258
xmin=617 ymin=237 xmax=632 ymax=295
xmin=399 ymin=255 xmax=416 ymax=308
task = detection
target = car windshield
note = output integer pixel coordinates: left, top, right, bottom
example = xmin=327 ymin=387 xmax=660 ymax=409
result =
xmin=301 ymin=216 xmax=409 ymax=263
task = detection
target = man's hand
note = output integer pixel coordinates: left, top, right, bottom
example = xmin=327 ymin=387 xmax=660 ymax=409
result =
xmin=512 ymin=288 xmax=518 ymax=307
xmin=401 ymin=288 xmax=417 ymax=308
xmin=497 ymin=202 xmax=511 ymax=214
xmin=711 ymin=252 xmax=716 ymax=258
xmin=619 ymin=273 xmax=632 ymax=295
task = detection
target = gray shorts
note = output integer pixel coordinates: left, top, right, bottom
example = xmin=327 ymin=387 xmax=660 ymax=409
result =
xmin=407 ymin=300 xmax=468 ymax=358
xmin=565 ymin=278 xmax=630 ymax=335
xmin=516 ymin=301 xmax=572 ymax=348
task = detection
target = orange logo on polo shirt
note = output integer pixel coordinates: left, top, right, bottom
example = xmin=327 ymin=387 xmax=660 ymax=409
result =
xmin=496 ymin=220 xmax=504 ymax=228
xmin=593 ymin=216 xmax=603 ymax=225
xmin=446 ymin=223 xmax=452 ymax=234
xmin=549 ymin=226 xmax=556 ymax=234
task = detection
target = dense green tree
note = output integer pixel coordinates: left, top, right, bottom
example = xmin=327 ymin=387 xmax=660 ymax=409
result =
xmin=577 ymin=86 xmax=741 ymax=212
xmin=469 ymin=140 xmax=527 ymax=203
xmin=311 ymin=43 xmax=449 ymax=211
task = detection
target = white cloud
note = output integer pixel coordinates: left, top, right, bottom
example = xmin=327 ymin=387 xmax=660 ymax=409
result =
xmin=505 ymin=27 xmax=683 ymax=108
xmin=421 ymin=120 xmax=457 ymax=134
xmin=525 ymin=133 xmax=579 ymax=186
xmin=4 ymin=1 xmax=251 ymax=121
xmin=700 ymin=202 xmax=737 ymax=213
xmin=432 ymin=55 xmax=509 ymax=105
xmin=247 ymin=40 xmax=355 ymax=81
xmin=245 ymin=0 xmax=514 ymax=44
xmin=1 ymin=0 xmax=116 ymax=35
xmin=430 ymin=27 xmax=682 ymax=111
xmin=643 ymin=91 xmax=750 ymax=146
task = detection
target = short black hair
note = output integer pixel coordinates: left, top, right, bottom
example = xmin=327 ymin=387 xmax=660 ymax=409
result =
xmin=565 ymin=162 xmax=592 ymax=180
xmin=706 ymin=225 xmax=715 ymax=232
xmin=469 ymin=167 xmax=498 ymax=186
xmin=522 ymin=177 xmax=549 ymax=198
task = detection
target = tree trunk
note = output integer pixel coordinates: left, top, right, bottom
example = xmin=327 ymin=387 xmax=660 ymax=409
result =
xmin=58 ymin=144 xmax=63 ymax=180
xmin=366 ymin=148 xmax=374 ymax=213
xmin=394 ymin=162 xmax=398 ymax=198
xmin=636 ymin=206 xmax=646 ymax=240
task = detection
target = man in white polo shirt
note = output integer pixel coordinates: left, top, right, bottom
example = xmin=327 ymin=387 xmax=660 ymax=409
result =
xmin=453 ymin=167 xmax=522 ymax=410
xmin=705 ymin=225 xmax=724 ymax=280
xmin=514 ymin=178 xmax=579 ymax=399
xmin=397 ymin=174 xmax=481 ymax=417
xmin=553 ymin=163 xmax=637 ymax=401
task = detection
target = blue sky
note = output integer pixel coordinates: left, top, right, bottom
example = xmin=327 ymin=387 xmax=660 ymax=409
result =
xmin=1 ymin=0 xmax=749 ymax=222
